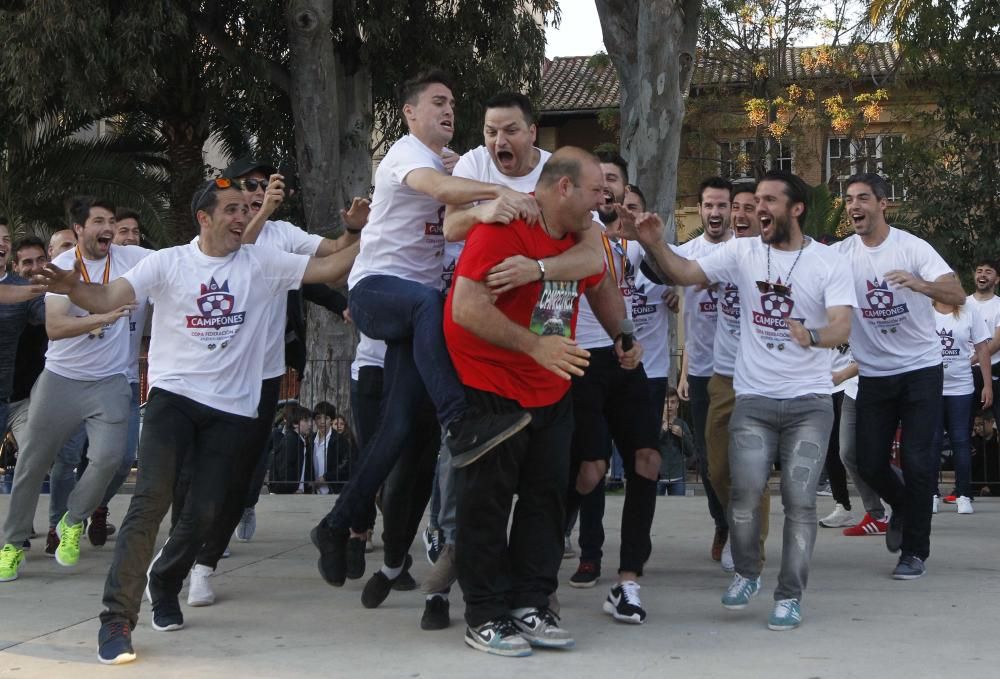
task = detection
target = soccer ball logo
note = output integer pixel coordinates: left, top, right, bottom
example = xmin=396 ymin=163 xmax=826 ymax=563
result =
xmin=866 ymin=278 xmax=894 ymax=310
xmin=937 ymin=328 xmax=954 ymax=350
xmin=197 ymin=278 xmax=234 ymax=318
xmin=722 ymin=284 xmax=740 ymax=307
xmin=706 ymin=286 xmax=719 ymax=304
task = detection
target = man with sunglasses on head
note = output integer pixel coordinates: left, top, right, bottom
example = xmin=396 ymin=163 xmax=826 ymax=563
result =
xmin=676 ymin=177 xmax=736 ymax=569
xmin=1 ymin=197 xmax=150 ymax=583
xmin=636 ymin=170 xmax=856 ymax=632
xmin=35 ymin=177 xmax=358 ymax=664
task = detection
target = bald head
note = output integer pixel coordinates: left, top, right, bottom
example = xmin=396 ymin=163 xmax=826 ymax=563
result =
xmin=534 ymin=146 xmax=604 ymax=237
xmin=49 ymin=229 xmax=76 ymax=258
xmin=537 ymin=146 xmax=601 ymax=189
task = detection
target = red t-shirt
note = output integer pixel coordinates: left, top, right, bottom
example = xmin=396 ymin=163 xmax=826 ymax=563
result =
xmin=444 ymin=219 xmax=605 ymax=408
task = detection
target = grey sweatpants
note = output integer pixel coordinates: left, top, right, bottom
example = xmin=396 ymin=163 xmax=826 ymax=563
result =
xmin=2 ymin=369 xmax=130 ymax=545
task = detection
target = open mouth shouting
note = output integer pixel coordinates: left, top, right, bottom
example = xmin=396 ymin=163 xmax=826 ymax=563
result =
xmin=496 ymin=148 xmax=515 ymax=167
xmin=706 ymin=215 xmax=725 ymax=234
xmin=734 ymin=217 xmax=751 ymax=236
xmin=440 ymin=118 xmax=454 ymax=134
xmin=850 ymin=210 xmax=867 ymax=229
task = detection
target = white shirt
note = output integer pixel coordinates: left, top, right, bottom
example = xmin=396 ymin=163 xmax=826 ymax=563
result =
xmin=935 ymin=306 xmax=989 ymax=396
xmin=698 ymin=237 xmax=857 ymax=398
xmin=966 ymin=294 xmax=1000 ymax=366
xmin=632 ymin=268 xmax=671 ymax=379
xmin=124 ymin=242 xmax=309 ymax=417
xmin=831 ymin=344 xmax=856 ymax=395
xmin=313 ymin=430 xmax=331 ymax=495
xmin=713 ymin=281 xmax=742 ymax=377
xmin=125 ymin=294 xmax=149 ymax=385
xmin=46 ymin=244 xmax=153 ymax=382
xmin=351 ymin=333 xmax=387 ymax=378
xmin=255 ymin=221 xmax=324 ymax=378
xmin=348 ymin=135 xmax=448 ymax=290
xmin=575 ymin=234 xmax=644 ymax=349
xmin=677 ymin=235 xmax=729 ymax=378
xmin=836 ymin=228 xmax=953 ymax=377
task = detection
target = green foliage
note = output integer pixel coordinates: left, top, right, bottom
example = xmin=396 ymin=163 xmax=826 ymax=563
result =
xmin=802 ymin=183 xmax=846 ymax=238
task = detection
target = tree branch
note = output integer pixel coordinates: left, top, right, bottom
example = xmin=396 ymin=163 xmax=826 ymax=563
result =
xmin=189 ymin=10 xmax=292 ymax=94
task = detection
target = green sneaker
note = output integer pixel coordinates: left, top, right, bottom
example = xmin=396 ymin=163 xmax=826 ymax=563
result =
xmin=0 ymin=543 xmax=25 ymax=582
xmin=768 ymin=598 xmax=802 ymax=631
xmin=55 ymin=513 xmax=85 ymax=567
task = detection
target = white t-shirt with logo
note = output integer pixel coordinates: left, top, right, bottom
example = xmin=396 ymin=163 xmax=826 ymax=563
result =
xmin=966 ymin=294 xmax=1000 ymax=367
xmin=256 ymin=221 xmax=324 ymax=378
xmin=123 ymin=243 xmax=308 ymax=417
xmin=575 ymin=234 xmax=644 ymax=349
xmin=632 ymin=268 xmax=671 ymax=379
xmin=698 ymin=237 xmax=857 ymax=398
xmin=677 ymin=234 xmax=729 ymax=378
xmin=46 ymin=244 xmax=153 ymax=382
xmin=713 ymin=280 xmax=742 ymax=377
xmin=351 ymin=333 xmax=387 ymax=378
xmin=836 ymin=228 xmax=953 ymax=377
xmin=348 ymin=134 xmax=448 ymax=290
xmin=935 ymin=306 xmax=989 ymax=396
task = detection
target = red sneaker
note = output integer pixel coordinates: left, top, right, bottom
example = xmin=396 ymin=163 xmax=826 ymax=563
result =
xmin=942 ymin=495 xmax=958 ymax=504
xmin=842 ymin=512 xmax=888 ymax=536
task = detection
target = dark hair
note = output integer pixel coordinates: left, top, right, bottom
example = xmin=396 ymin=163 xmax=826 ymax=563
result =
xmin=973 ymin=257 xmax=999 ymax=273
xmin=397 ymin=69 xmax=454 ymax=107
xmin=67 ymin=195 xmax=115 ymax=228
xmin=13 ymin=236 xmax=46 ymax=262
xmin=538 ymin=147 xmax=598 ymax=188
xmin=624 ymin=184 xmax=647 ymax=210
xmin=190 ymin=178 xmax=239 ymax=224
xmin=0 ymin=216 xmax=8 ymax=226
xmin=313 ymin=401 xmax=338 ymax=419
xmin=845 ymin=172 xmax=890 ymax=201
xmin=115 ymin=207 xmax=141 ymax=225
xmin=666 ymin=386 xmax=679 ymax=400
xmin=698 ymin=176 xmax=734 ymax=204
xmin=760 ymin=170 xmax=809 ymax=226
xmin=485 ymin=91 xmax=536 ymax=126
xmin=290 ymin=405 xmax=313 ymax=425
xmin=731 ymin=181 xmax=757 ymax=198
xmin=595 ymin=151 xmax=628 ymax=184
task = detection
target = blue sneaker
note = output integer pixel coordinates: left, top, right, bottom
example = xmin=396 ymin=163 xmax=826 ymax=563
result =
xmin=768 ymin=598 xmax=802 ymax=631
xmin=721 ymin=573 xmax=761 ymax=610
xmin=892 ymin=554 xmax=926 ymax=580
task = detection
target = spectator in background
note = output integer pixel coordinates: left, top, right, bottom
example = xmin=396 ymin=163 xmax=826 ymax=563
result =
xmin=657 ymin=387 xmax=695 ymax=496
xmin=971 ymin=413 xmax=999 ymax=496
xmin=271 ymin=406 xmax=314 ymax=495
xmin=48 ymin=229 xmax=76 ymax=259
xmin=113 ymin=209 xmax=142 ymax=246
xmin=310 ymin=403 xmax=356 ymax=495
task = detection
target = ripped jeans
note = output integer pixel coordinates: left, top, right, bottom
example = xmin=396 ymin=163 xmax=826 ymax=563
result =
xmin=728 ymin=393 xmax=833 ymax=602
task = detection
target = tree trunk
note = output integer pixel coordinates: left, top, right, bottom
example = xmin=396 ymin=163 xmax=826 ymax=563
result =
xmin=161 ymin=118 xmax=210 ymax=244
xmin=286 ymin=0 xmax=373 ymax=418
xmin=595 ymin=0 xmax=702 ymax=383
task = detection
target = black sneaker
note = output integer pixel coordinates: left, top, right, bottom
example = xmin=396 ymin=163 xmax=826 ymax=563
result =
xmin=45 ymin=528 xmax=59 ymax=557
xmin=448 ymin=411 xmax=532 ymax=468
xmin=423 ymin=527 xmax=443 ymax=565
xmin=568 ymin=560 xmax=600 ymax=588
xmin=346 ymin=535 xmax=367 ymax=580
xmin=362 ymin=555 xmax=413 ymax=609
xmin=310 ymin=522 xmax=349 ymax=586
xmin=892 ymin=554 xmax=926 ymax=580
xmin=88 ymin=506 xmax=109 ymax=547
xmin=886 ymin=512 xmax=903 ymax=553
xmin=392 ymin=556 xmax=417 ymax=592
xmin=151 ymin=593 xmax=184 ymax=632
xmin=464 ymin=616 xmax=531 ymax=657
xmin=603 ymin=581 xmax=646 ymax=624
xmin=420 ymin=596 xmax=451 ymax=631
xmin=97 ymin=621 xmax=136 ymax=665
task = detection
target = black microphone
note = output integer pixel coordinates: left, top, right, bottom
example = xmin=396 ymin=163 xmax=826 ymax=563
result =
xmin=620 ymin=318 xmax=635 ymax=352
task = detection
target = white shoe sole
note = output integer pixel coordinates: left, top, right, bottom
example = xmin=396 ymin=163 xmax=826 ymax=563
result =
xmin=187 ymin=595 xmax=215 ymax=607
xmin=768 ymin=620 xmax=801 ymax=631
xmin=463 ymin=633 xmax=532 ymax=657
xmin=601 ymin=600 xmax=645 ymax=624
xmin=722 ymin=588 xmax=760 ymax=610
xmin=97 ymin=650 xmax=136 ymax=665
xmin=151 ymin=620 xmax=184 ymax=632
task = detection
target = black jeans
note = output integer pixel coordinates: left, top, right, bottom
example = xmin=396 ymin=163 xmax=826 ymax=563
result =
xmin=688 ymin=374 xmax=727 ymax=529
xmin=856 ymin=365 xmax=943 ymax=561
xmin=100 ymin=389 xmax=253 ymax=627
xmin=825 ymin=391 xmax=851 ymax=510
xmin=349 ymin=367 xmax=384 ymax=532
xmin=456 ymin=388 xmax=573 ymax=627
xmin=187 ymin=376 xmax=282 ymax=569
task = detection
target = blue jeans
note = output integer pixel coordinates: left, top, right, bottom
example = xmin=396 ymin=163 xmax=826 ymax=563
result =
xmin=657 ymin=479 xmax=686 ymax=496
xmin=729 ymin=394 xmax=833 ymax=601
xmin=48 ymin=424 xmax=88 ymax=528
xmin=99 ymin=381 xmax=141 ymax=507
xmin=347 ymin=275 xmax=466 ymax=429
xmin=934 ymin=393 xmax=975 ymax=498
xmin=856 ymin=365 xmax=943 ymax=561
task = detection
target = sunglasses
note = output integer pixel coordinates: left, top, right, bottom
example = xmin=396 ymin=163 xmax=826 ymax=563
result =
xmin=756 ymin=281 xmax=792 ymax=296
xmin=238 ymin=178 xmax=269 ymax=192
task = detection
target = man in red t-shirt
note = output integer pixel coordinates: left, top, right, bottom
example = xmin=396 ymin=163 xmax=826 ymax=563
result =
xmin=444 ymin=147 xmax=643 ymax=657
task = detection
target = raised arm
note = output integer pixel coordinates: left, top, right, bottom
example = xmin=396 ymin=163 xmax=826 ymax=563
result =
xmin=633 ymin=212 xmax=710 ymax=287
xmin=406 ymin=169 xmax=539 ymax=224
xmin=301 ymin=241 xmax=360 ymax=287
xmin=450 ymin=275 xmax=590 ymax=380
xmin=37 ymin=260 xmax=138 ymax=315
xmin=883 ymin=270 xmax=965 ymax=306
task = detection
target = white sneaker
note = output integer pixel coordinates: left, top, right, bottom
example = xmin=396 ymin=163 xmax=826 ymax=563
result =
xmin=956 ymin=496 xmax=974 ymax=515
xmin=187 ymin=564 xmax=216 ymax=607
xmin=721 ymin=541 xmax=735 ymax=573
xmin=819 ymin=503 xmax=857 ymax=528
xmin=932 ymin=495 xmax=940 ymax=514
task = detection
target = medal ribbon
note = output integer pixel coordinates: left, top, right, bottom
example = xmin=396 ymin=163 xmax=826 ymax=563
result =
xmin=75 ymin=245 xmax=111 ymax=285
xmin=601 ymin=233 xmax=628 ymax=287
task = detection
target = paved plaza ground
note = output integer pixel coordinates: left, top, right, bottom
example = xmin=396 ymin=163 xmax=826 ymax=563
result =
xmin=1 ymin=492 xmax=997 ymax=678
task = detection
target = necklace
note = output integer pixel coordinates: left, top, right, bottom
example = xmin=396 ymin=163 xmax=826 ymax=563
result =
xmin=766 ymin=237 xmax=807 ymax=288
xmin=539 ymin=208 xmax=552 ymax=237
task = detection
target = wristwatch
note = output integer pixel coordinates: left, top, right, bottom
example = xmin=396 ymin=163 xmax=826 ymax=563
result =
xmin=808 ymin=328 xmax=820 ymax=347
xmin=536 ymin=259 xmax=546 ymax=281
